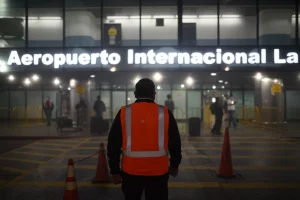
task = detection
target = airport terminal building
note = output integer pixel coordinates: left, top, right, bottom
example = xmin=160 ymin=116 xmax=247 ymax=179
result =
xmin=0 ymin=0 xmax=300 ymax=133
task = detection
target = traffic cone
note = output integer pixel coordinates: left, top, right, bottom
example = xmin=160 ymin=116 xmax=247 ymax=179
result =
xmin=216 ymin=127 xmax=236 ymax=178
xmin=64 ymin=159 xmax=79 ymax=200
xmin=92 ymin=143 xmax=110 ymax=183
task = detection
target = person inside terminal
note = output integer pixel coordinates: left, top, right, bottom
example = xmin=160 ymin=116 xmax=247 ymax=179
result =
xmin=0 ymin=0 xmax=300 ymax=198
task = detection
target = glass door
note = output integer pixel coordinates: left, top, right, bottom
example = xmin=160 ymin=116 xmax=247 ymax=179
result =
xmin=127 ymin=90 xmax=135 ymax=105
xmin=100 ymin=90 xmax=111 ymax=120
xmin=112 ymin=91 xmax=126 ymax=118
xmin=187 ymin=90 xmax=201 ymax=119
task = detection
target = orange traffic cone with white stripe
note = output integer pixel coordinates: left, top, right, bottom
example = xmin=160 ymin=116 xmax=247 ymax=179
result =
xmin=216 ymin=127 xmax=236 ymax=178
xmin=92 ymin=143 xmax=110 ymax=183
xmin=64 ymin=159 xmax=79 ymax=200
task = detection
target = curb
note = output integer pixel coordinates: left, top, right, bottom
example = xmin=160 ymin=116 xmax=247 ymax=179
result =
xmin=0 ymin=136 xmax=91 ymax=140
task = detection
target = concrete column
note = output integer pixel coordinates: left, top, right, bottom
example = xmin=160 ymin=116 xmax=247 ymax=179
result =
xmin=86 ymin=79 xmax=95 ymax=127
xmin=254 ymin=78 xmax=284 ymax=126
xmin=259 ymin=9 xmax=293 ymax=45
xmin=69 ymin=79 xmax=78 ymax=122
xmin=65 ymin=11 xmax=98 ymax=46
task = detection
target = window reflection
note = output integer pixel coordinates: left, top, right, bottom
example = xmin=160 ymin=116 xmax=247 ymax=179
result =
xmin=65 ymin=0 xmax=101 ymax=47
xmin=142 ymin=0 xmax=178 ymax=46
xmin=28 ymin=0 xmax=63 ymax=47
xmin=220 ymin=0 xmax=256 ymax=46
xmin=259 ymin=0 xmax=295 ymax=45
xmin=103 ymin=0 xmax=140 ymax=46
xmin=182 ymin=0 xmax=217 ymax=46
xmin=0 ymin=2 xmax=25 ymax=47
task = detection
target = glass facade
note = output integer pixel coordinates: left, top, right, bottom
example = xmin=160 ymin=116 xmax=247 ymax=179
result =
xmin=182 ymin=0 xmax=218 ymax=46
xmin=65 ymin=0 xmax=101 ymax=47
xmin=0 ymin=0 xmax=25 ymax=47
xmin=28 ymin=0 xmax=63 ymax=47
xmin=1 ymin=0 xmax=300 ymax=131
xmin=1 ymin=0 xmax=300 ymax=48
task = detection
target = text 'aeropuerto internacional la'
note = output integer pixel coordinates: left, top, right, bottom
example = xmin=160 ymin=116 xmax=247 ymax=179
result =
xmin=6 ymin=49 xmax=299 ymax=69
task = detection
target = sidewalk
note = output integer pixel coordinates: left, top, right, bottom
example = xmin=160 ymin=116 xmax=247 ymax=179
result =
xmin=0 ymin=124 xmax=90 ymax=139
xmin=0 ymin=122 xmax=293 ymax=139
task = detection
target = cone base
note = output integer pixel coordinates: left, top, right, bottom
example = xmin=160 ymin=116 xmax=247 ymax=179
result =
xmin=216 ymin=170 xmax=236 ymax=178
xmin=91 ymin=177 xmax=110 ymax=184
xmin=64 ymin=190 xmax=79 ymax=200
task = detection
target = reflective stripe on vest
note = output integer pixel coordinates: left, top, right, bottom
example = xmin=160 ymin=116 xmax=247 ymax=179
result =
xmin=122 ymin=104 xmax=167 ymax=158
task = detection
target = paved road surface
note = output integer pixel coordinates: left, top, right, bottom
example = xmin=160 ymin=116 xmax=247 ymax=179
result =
xmin=0 ymin=129 xmax=300 ymax=200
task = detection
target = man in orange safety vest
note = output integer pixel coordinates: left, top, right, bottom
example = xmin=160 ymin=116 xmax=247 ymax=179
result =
xmin=107 ymin=78 xmax=182 ymax=200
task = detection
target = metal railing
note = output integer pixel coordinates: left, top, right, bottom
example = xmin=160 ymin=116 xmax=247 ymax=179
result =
xmin=0 ymin=107 xmax=10 ymax=127
xmin=10 ymin=106 xmax=44 ymax=128
xmin=174 ymin=107 xmax=186 ymax=133
xmin=237 ymin=106 xmax=284 ymax=133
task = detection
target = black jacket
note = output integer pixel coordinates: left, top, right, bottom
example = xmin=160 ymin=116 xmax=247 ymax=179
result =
xmin=43 ymin=100 xmax=54 ymax=111
xmin=107 ymin=99 xmax=182 ymax=175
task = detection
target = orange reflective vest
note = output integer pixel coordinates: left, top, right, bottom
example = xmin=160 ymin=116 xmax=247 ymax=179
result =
xmin=120 ymin=103 xmax=169 ymax=176
xmin=43 ymin=100 xmax=53 ymax=109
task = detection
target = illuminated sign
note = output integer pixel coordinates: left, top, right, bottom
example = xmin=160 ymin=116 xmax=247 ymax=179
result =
xmin=6 ymin=49 xmax=299 ymax=68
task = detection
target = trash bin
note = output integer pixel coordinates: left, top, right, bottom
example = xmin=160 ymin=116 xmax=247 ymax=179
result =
xmin=188 ymin=117 xmax=201 ymax=136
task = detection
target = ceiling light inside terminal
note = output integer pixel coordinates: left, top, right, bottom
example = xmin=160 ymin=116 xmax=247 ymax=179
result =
xmin=53 ymin=78 xmax=60 ymax=85
xmin=153 ymin=72 xmax=162 ymax=82
xmin=110 ymin=67 xmax=116 ymax=72
xmin=24 ymin=78 xmax=31 ymax=85
xmin=255 ymin=73 xmax=263 ymax=80
xmin=70 ymin=79 xmax=76 ymax=87
xmin=8 ymin=75 xmax=15 ymax=81
xmin=32 ymin=74 xmax=39 ymax=81
xmin=107 ymin=15 xmax=242 ymax=19
xmin=134 ymin=77 xmax=140 ymax=84
xmin=186 ymin=77 xmax=194 ymax=85
xmin=262 ymin=77 xmax=270 ymax=82
xmin=0 ymin=61 xmax=8 ymax=73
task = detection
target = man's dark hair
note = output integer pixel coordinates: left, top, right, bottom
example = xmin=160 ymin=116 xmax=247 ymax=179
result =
xmin=134 ymin=78 xmax=156 ymax=99
xmin=167 ymin=94 xmax=171 ymax=99
xmin=97 ymin=95 xmax=100 ymax=100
